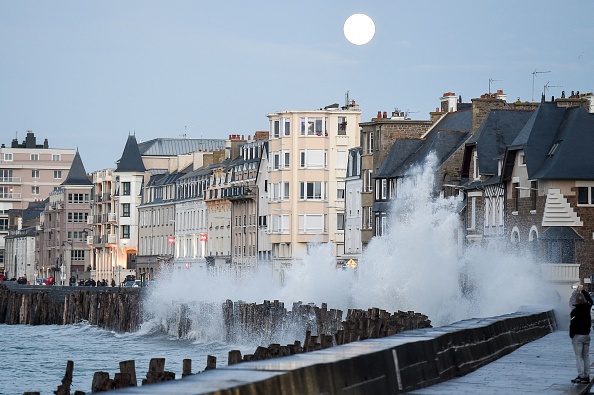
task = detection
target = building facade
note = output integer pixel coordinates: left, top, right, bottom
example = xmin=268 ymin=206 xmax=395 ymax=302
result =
xmin=0 ymin=131 xmax=74 ymax=276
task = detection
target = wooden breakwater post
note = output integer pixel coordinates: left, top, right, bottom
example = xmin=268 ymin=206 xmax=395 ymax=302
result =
xmin=0 ymin=284 xmax=142 ymax=332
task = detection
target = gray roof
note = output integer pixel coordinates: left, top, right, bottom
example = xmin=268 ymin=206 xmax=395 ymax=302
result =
xmin=389 ymin=110 xmax=472 ymax=178
xmin=137 ymin=138 xmax=226 ymax=156
xmin=530 ymin=106 xmax=594 ymax=180
xmin=508 ymin=103 xmax=594 ymax=180
xmin=469 ymin=110 xmax=534 ymax=176
xmin=61 ymin=151 xmax=92 ymax=186
xmin=376 ymin=139 xmax=423 ymax=178
xmin=116 ymin=135 xmax=146 ymax=173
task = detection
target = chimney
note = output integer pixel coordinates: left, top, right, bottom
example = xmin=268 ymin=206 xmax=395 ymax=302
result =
xmin=440 ymin=92 xmax=458 ymax=113
xmin=382 ymin=111 xmax=387 ymax=118
xmin=43 ymin=139 xmax=49 ymax=149
xmin=377 ymin=111 xmax=382 ymax=119
xmin=25 ymin=130 xmax=36 ymax=148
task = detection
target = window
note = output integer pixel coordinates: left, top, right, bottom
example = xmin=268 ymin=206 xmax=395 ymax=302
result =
xmin=283 ymin=118 xmax=291 ymax=136
xmin=271 ymin=214 xmax=289 ymax=234
xmin=273 ymin=120 xmax=280 ymax=138
xmin=298 ymin=214 xmax=325 ymax=234
xmin=337 ymin=185 xmax=345 ymax=200
xmin=32 ymin=170 xmax=40 ymax=179
xmin=337 ymin=213 xmax=345 ymax=231
xmin=367 ymin=207 xmax=373 ymax=230
xmin=284 ymin=152 xmax=290 ymax=169
xmin=71 ymin=250 xmax=85 ymax=261
xmin=122 ymin=225 xmax=130 ymax=239
xmin=300 ymin=117 xmax=326 ymax=136
xmin=4 ymin=153 xmax=12 ymax=161
xmin=338 ymin=117 xmax=347 ymax=135
xmin=0 ymin=169 xmax=13 ymax=182
xmin=300 ymin=182 xmax=324 ymax=200
xmin=122 ymin=203 xmax=131 ymax=217
xmin=547 ymin=240 xmax=575 ymax=263
xmin=513 ymin=183 xmax=519 ymax=212
xmin=122 ymin=182 xmax=131 ymax=196
xmin=68 ymin=231 xmax=87 ymax=242
xmin=530 ymin=181 xmax=537 ymax=211
xmin=32 ymin=186 xmax=40 ymax=195
xmin=30 ymin=153 xmax=39 ymax=161
xmin=337 ymin=150 xmax=347 ymax=169
xmin=299 ymin=150 xmax=326 ymax=168
xmin=68 ymin=212 xmax=87 ymax=222
xmin=0 ymin=218 xmax=8 ymax=231
xmin=363 ymin=170 xmax=373 ymax=192
xmin=367 ymin=132 xmax=374 ymax=154
xmin=577 ymin=187 xmax=594 ymax=205
xmin=54 ymin=170 xmax=62 ymax=179
xmin=68 ymin=193 xmax=89 ymax=203
xmin=52 ymin=154 xmax=61 ymax=161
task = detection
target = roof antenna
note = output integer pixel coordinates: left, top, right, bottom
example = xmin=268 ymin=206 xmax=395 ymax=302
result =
xmin=345 ymin=90 xmax=349 ymax=106
xmin=532 ymin=69 xmax=551 ymax=102
xmin=488 ymin=78 xmax=502 ymax=94
xmin=543 ymin=82 xmax=562 ymax=100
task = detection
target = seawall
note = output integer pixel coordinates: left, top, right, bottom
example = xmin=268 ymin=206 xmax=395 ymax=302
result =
xmin=110 ymin=307 xmax=556 ymax=394
xmin=0 ymin=282 xmax=141 ymax=332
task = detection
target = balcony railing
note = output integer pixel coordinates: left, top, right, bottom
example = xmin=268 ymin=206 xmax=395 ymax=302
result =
xmin=108 ymin=213 xmax=117 ymax=222
xmin=87 ymin=236 xmax=93 ymax=245
xmin=540 ymin=263 xmax=580 ymax=283
xmin=108 ymin=234 xmax=117 ymax=244
xmin=0 ymin=193 xmax=22 ymax=199
xmin=0 ymin=177 xmax=21 ymax=183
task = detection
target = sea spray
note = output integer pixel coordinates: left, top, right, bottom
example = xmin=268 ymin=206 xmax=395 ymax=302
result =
xmin=142 ymin=152 xmax=558 ymax=342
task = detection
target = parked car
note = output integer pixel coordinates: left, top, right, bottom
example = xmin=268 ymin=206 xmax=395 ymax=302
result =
xmin=123 ymin=280 xmax=142 ymax=288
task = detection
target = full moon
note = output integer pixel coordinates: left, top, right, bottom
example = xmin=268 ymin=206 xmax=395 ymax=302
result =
xmin=343 ymin=14 xmax=375 ymax=45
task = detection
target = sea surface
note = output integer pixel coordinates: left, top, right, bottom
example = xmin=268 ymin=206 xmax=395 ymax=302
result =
xmin=0 ymin=323 xmax=252 ymax=395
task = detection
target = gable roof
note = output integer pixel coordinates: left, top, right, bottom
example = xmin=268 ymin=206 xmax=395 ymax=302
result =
xmin=389 ymin=110 xmax=472 ymax=178
xmin=115 ymin=135 xmax=146 ymax=173
xmin=507 ymin=103 xmax=594 ymax=180
xmin=469 ymin=110 xmax=534 ymax=176
xmin=61 ymin=150 xmax=92 ymax=186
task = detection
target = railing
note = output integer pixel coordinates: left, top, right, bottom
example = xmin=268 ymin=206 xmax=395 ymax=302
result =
xmin=87 ymin=216 xmax=93 ymax=225
xmin=540 ymin=263 xmax=580 ymax=283
xmin=108 ymin=234 xmax=117 ymax=244
xmin=0 ymin=193 xmax=22 ymax=199
xmin=87 ymin=236 xmax=93 ymax=245
xmin=484 ymin=225 xmax=505 ymax=236
xmin=0 ymin=177 xmax=21 ymax=183
xmin=108 ymin=213 xmax=117 ymax=222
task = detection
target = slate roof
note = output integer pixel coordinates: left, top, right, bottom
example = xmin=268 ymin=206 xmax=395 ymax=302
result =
xmin=137 ymin=138 xmax=226 ymax=156
xmin=506 ymin=103 xmax=594 ymax=180
xmin=375 ymin=139 xmax=423 ymax=178
xmin=61 ymin=151 xmax=92 ymax=186
xmin=468 ymin=110 xmax=534 ymax=176
xmin=116 ymin=135 xmax=146 ymax=173
xmin=388 ymin=110 xmax=472 ymax=178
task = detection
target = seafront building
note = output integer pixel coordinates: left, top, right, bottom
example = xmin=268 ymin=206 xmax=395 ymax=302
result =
xmin=0 ymin=131 xmax=74 ymax=277
xmin=265 ymin=101 xmax=361 ymax=269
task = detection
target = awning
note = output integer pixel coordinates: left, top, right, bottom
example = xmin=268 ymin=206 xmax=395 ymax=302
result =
xmin=539 ymin=226 xmax=584 ymax=241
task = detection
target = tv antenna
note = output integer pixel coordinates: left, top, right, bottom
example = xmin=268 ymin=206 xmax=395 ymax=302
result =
xmin=531 ymin=69 xmax=550 ymax=102
xmin=488 ymin=78 xmax=501 ymax=94
xmin=543 ymin=82 xmax=562 ymax=98
xmin=405 ymin=109 xmax=419 ymax=120
xmin=345 ymin=90 xmax=350 ymax=106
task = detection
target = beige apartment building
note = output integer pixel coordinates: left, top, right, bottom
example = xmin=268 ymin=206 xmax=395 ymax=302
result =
xmin=265 ymin=101 xmax=361 ymax=268
xmin=0 ymin=131 xmax=74 ymax=275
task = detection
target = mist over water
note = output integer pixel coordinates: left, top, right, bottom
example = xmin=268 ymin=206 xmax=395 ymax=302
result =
xmin=143 ymin=153 xmax=558 ymax=343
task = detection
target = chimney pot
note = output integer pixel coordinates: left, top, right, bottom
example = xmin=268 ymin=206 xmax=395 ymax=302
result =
xmin=383 ymin=111 xmax=387 ymax=118
xmin=377 ymin=111 xmax=382 ymax=119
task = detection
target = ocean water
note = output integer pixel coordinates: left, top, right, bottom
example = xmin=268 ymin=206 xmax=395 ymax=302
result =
xmin=0 ymin=323 xmax=252 ymax=395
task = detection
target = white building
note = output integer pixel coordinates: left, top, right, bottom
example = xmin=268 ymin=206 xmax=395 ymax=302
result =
xmin=344 ymin=147 xmax=362 ymax=259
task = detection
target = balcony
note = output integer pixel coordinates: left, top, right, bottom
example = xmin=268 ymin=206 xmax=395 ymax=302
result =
xmin=87 ymin=216 xmax=93 ymax=225
xmin=0 ymin=193 xmax=22 ymax=199
xmin=0 ymin=177 xmax=21 ymax=183
xmin=87 ymin=236 xmax=93 ymax=245
xmin=540 ymin=263 xmax=579 ymax=283
xmin=108 ymin=234 xmax=117 ymax=244
xmin=108 ymin=213 xmax=117 ymax=222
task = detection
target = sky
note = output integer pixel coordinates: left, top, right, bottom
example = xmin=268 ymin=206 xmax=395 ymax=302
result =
xmin=1 ymin=1 xmax=593 ymax=173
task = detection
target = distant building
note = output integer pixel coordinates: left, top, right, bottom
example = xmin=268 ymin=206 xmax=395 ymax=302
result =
xmin=38 ymin=151 xmax=93 ymax=285
xmin=344 ymin=147 xmax=362 ymax=258
xmin=0 ymin=130 xmax=74 ymax=276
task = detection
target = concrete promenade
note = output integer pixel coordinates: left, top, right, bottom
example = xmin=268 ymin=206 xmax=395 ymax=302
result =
xmin=410 ymin=330 xmax=593 ymax=395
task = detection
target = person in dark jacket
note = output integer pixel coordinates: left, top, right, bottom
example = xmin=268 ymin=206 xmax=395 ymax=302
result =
xmin=570 ymin=285 xmax=593 ymax=384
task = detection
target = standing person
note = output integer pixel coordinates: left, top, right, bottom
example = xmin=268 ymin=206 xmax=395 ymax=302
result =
xmin=570 ymin=284 xmax=593 ymax=384
xmin=111 ymin=278 xmax=116 ymax=287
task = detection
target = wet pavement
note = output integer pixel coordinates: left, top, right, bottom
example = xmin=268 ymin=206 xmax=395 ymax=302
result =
xmin=409 ymin=330 xmax=593 ymax=395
